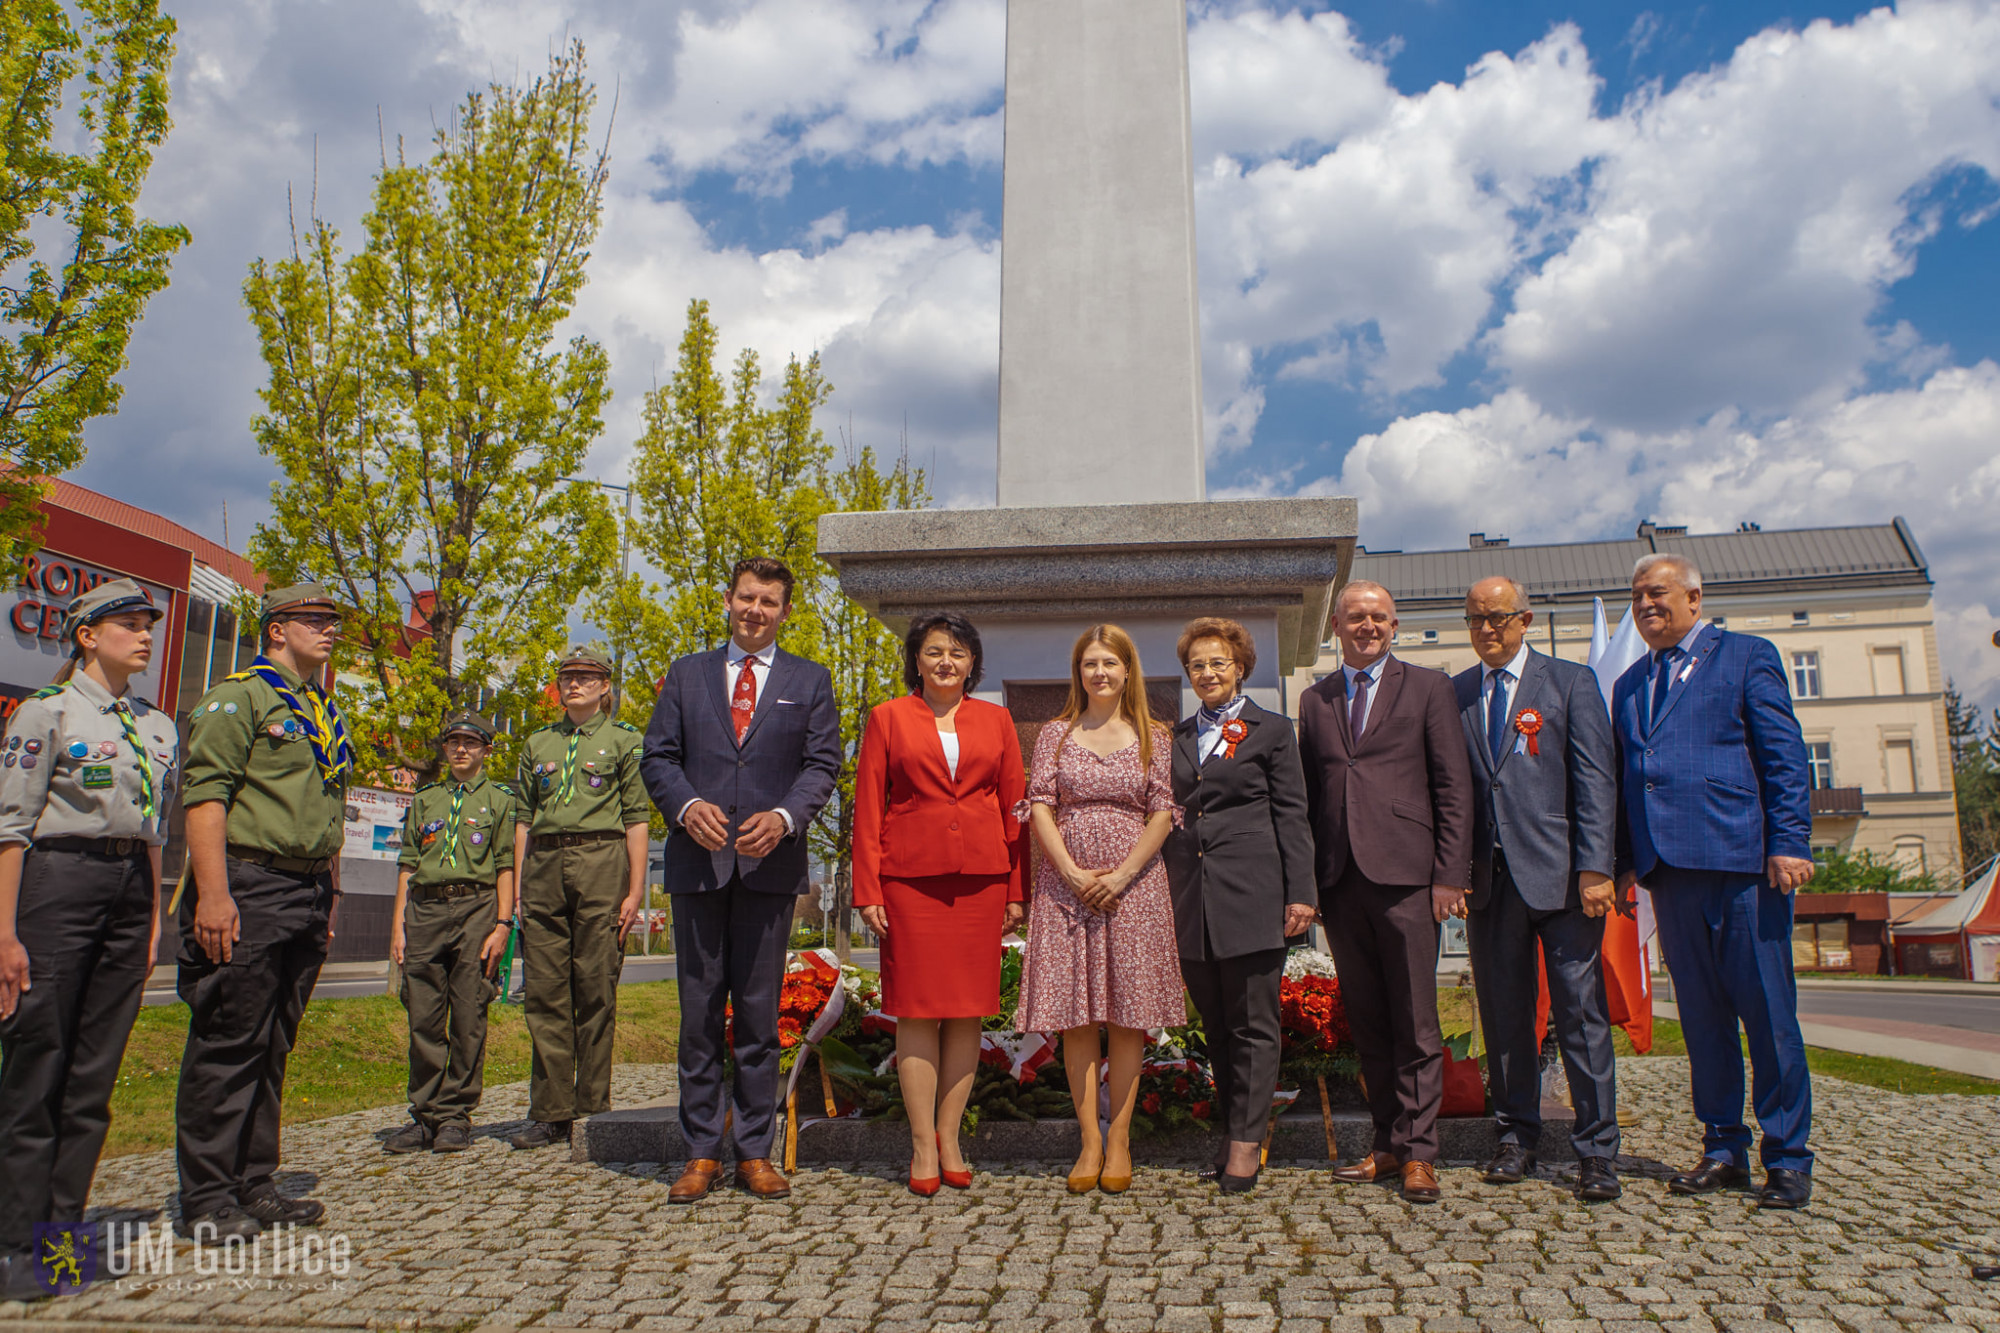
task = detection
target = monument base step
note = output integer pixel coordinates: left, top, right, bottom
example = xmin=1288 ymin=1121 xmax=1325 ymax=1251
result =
xmin=576 ymin=1101 xmax=1578 ymax=1167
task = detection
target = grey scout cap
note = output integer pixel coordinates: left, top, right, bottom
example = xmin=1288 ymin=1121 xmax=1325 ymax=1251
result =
xmin=557 ymin=645 xmax=613 ymax=676
xmin=62 ymin=577 xmax=164 ymax=647
xmin=439 ymin=710 xmax=497 ymax=743
xmin=260 ymin=582 xmax=343 ymax=622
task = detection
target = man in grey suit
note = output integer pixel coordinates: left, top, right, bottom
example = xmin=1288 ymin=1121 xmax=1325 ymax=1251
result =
xmin=641 ymin=557 xmax=841 ymax=1203
xmin=1451 ymin=576 xmax=1622 ymax=1201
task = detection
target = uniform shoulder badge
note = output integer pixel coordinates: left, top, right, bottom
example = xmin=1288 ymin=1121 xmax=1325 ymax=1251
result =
xmin=414 ymin=781 xmax=440 ymax=793
xmin=613 ymin=721 xmax=640 ymax=733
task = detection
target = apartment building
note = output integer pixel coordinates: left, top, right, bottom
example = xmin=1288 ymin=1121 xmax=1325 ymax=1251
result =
xmin=1289 ymin=518 xmax=1959 ymax=881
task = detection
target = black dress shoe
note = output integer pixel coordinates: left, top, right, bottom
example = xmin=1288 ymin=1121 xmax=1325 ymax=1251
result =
xmin=175 ymin=1204 xmax=262 ymax=1241
xmin=509 ymin=1119 xmax=572 ymax=1150
xmin=433 ymin=1121 xmax=472 ymax=1153
xmin=0 ymin=1251 xmax=54 ymax=1303
xmin=1758 ymin=1168 xmax=1812 ymax=1210
xmin=241 ymin=1191 xmax=326 ymax=1226
xmin=1575 ymin=1156 xmax=1622 ymax=1201
xmin=1218 ymin=1168 xmax=1261 ymax=1194
xmin=384 ymin=1122 xmax=433 ymax=1154
xmin=1972 ymin=1265 xmax=2000 ymax=1280
xmin=1482 ymin=1144 xmax=1535 ymax=1184
xmin=1667 ymin=1157 xmax=1750 ymax=1195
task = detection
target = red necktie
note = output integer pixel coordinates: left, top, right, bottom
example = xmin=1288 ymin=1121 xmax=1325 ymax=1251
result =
xmin=732 ymin=657 xmax=758 ymax=742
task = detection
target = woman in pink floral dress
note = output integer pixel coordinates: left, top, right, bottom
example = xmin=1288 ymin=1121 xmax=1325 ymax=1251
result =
xmin=1017 ymin=624 xmax=1185 ymax=1194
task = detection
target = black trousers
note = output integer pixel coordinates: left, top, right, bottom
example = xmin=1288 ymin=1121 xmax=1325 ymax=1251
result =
xmin=1322 ymin=865 xmax=1443 ymax=1162
xmin=0 ymin=848 xmax=154 ymax=1256
xmin=174 ymin=859 xmax=331 ymax=1218
xmin=1466 ymin=856 xmax=1620 ymax=1159
xmin=671 ymin=879 xmax=795 ymax=1160
xmin=1180 ymin=946 xmax=1285 ymax=1144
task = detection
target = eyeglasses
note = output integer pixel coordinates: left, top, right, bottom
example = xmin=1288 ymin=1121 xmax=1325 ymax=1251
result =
xmin=1463 ymin=612 xmax=1528 ymax=631
xmin=442 ymin=737 xmax=486 ymax=750
xmin=1186 ymin=658 xmax=1237 ymax=677
xmin=289 ymin=614 xmax=343 ymax=632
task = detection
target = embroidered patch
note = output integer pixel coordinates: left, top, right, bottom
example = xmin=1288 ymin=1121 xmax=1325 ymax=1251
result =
xmin=67 ymin=741 xmax=89 ymax=758
xmin=98 ymin=741 xmax=117 ymax=758
xmin=20 ymin=756 xmax=37 ymax=770
xmin=81 ymin=765 xmax=113 ymax=789
xmin=3 ymin=754 xmax=14 ymax=768
xmin=23 ymin=740 xmax=40 ymax=754
xmin=222 ymin=702 xmax=238 ymax=714
xmin=206 ymin=701 xmax=220 ymax=712
xmin=470 ymin=831 xmax=485 ymax=845
xmin=269 ymin=724 xmax=285 ymax=738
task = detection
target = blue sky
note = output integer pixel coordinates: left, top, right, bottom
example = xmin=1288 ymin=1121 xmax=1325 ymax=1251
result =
xmin=73 ymin=0 xmax=2000 ymax=703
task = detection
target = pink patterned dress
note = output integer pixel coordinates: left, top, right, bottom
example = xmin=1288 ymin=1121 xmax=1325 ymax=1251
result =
xmin=1015 ymin=722 xmax=1187 ymax=1032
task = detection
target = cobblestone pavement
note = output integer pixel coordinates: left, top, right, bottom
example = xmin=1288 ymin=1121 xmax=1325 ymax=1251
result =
xmin=6 ymin=1058 xmax=2000 ymax=1332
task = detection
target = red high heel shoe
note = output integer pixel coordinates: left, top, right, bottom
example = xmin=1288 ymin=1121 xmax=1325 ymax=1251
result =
xmin=907 ymin=1170 xmax=941 ymax=1197
xmin=939 ymin=1132 xmax=972 ymax=1190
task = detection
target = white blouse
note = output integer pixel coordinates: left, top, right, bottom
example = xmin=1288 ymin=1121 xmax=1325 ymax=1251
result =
xmin=938 ymin=730 xmax=961 ymax=779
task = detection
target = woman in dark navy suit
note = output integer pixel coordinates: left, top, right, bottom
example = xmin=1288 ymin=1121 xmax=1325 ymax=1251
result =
xmin=1163 ymin=617 xmax=1317 ymax=1192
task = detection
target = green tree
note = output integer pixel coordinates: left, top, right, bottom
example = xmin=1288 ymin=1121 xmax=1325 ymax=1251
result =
xmin=1946 ymin=680 xmax=2000 ymax=875
xmin=602 ymin=301 xmax=929 ymax=930
xmin=1801 ymin=848 xmax=1939 ymax=895
xmin=246 ymin=42 xmax=616 ymax=786
xmin=0 ymin=0 xmax=188 ymax=563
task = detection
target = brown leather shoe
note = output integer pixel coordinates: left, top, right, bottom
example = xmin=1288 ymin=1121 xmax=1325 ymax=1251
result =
xmin=666 ymin=1158 xmax=722 ymax=1204
xmin=734 ymin=1158 xmax=792 ymax=1198
xmin=1401 ymin=1160 xmax=1442 ymax=1204
xmin=1330 ymin=1152 xmax=1403 ymax=1183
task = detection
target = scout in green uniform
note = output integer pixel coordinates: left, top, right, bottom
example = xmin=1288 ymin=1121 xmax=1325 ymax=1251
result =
xmin=0 ymin=580 xmax=176 ymax=1303
xmin=508 ymin=646 xmax=650 ymax=1150
xmin=174 ymin=584 xmax=350 ymax=1239
xmin=384 ymin=711 xmax=518 ymax=1154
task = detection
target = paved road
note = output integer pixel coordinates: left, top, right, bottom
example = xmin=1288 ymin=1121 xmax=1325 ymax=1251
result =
xmin=46 ymin=1058 xmax=2000 ymax=1330
xmin=1795 ymin=985 xmax=2000 ymax=1035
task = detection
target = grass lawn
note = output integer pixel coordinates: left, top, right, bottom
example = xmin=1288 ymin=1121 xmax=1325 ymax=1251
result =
xmin=106 ymin=980 xmax=680 ymax=1158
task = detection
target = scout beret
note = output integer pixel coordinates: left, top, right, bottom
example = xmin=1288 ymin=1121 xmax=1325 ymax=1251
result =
xmin=557 ymin=645 xmax=613 ymax=676
xmin=63 ymin=578 xmax=164 ymax=645
xmin=439 ymin=710 xmax=497 ymax=743
xmin=260 ymin=583 xmax=342 ymax=621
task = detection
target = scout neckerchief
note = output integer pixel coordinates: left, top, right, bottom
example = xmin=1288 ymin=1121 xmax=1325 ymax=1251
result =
xmin=228 ymin=655 xmax=354 ymax=785
xmin=439 ymin=779 xmax=470 ymax=866
xmin=113 ymin=700 xmax=157 ymax=821
xmin=557 ymin=716 xmax=589 ymax=804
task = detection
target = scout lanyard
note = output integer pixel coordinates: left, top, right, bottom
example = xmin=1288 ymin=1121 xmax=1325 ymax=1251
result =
xmin=228 ymin=656 xmax=354 ymax=784
xmin=558 ymin=727 xmax=582 ymax=803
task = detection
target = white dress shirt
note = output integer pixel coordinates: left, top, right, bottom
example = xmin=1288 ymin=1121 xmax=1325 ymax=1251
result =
xmin=678 ymin=638 xmax=793 ymax=834
xmin=1342 ymin=656 xmax=1389 ymax=737
xmin=1481 ymin=641 xmax=1533 ymax=736
xmin=1195 ymin=694 xmax=1248 ymax=764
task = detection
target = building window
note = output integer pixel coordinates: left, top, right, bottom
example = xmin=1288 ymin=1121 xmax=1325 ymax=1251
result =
xmin=1792 ymin=919 xmax=1851 ymax=971
xmin=1791 ymin=610 xmax=1810 ymax=626
xmin=1421 ymin=629 xmax=1438 ymax=644
xmin=1806 ymin=742 xmax=1834 ymax=790
xmin=1871 ymin=646 xmax=1907 ymax=696
xmin=1790 ymin=651 xmax=1821 ymax=699
xmin=1892 ymin=836 xmax=1927 ymax=873
xmin=1883 ymin=738 xmax=1918 ymax=794
xmin=1711 ymin=616 xmax=1726 ymax=627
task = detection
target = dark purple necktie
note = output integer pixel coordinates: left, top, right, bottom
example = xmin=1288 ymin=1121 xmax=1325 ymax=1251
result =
xmin=1349 ymin=670 xmax=1370 ymax=743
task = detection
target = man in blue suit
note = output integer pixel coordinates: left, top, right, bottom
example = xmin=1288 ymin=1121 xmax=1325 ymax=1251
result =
xmin=1612 ymin=552 xmax=1817 ymax=1210
xmin=642 ymin=557 xmax=840 ymax=1203
xmin=1452 ymin=577 xmax=1622 ymax=1201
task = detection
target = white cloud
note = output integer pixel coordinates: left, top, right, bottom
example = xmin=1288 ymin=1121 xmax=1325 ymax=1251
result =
xmin=1490 ymin=0 xmax=2000 ymax=428
xmin=1315 ymin=364 xmax=2000 ymax=708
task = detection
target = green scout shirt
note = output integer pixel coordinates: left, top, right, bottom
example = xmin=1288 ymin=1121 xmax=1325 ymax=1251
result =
xmin=397 ymin=774 xmax=518 ymax=888
xmin=182 ymin=663 xmax=348 ymax=860
xmin=516 ymin=711 xmax=647 ymax=836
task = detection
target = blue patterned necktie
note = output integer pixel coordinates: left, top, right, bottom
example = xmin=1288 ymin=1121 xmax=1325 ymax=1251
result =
xmin=1650 ymin=647 xmax=1682 ymax=728
xmin=1487 ymin=669 xmax=1511 ymax=764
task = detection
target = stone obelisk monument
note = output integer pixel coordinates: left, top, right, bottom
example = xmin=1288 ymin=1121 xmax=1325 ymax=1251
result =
xmin=820 ymin=0 xmax=1355 ymax=717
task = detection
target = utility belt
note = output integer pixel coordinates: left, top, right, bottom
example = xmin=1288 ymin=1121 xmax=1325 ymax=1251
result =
xmin=532 ymin=829 xmax=623 ymax=849
xmin=412 ymin=880 xmax=491 ymax=901
xmin=34 ymin=835 xmax=150 ymax=859
xmin=227 ymin=844 xmax=334 ymax=876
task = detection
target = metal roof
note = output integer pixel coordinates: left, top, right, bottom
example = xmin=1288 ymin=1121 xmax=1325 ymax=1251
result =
xmin=1356 ymin=518 xmax=1929 ymax=607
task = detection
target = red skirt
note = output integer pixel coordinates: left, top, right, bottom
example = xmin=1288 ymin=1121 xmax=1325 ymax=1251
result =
xmin=878 ymin=872 xmax=1010 ymax=1019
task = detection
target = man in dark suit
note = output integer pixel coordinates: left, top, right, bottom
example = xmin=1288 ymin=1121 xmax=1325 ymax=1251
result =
xmin=1612 ymin=552 xmax=1817 ymax=1210
xmin=1451 ymin=577 xmax=1622 ymax=1201
xmin=1298 ymin=580 xmax=1473 ymax=1203
xmin=642 ymin=557 xmax=840 ymax=1203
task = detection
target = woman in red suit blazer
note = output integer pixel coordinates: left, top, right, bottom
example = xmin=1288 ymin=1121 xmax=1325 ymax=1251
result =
xmin=854 ymin=612 xmax=1026 ymax=1193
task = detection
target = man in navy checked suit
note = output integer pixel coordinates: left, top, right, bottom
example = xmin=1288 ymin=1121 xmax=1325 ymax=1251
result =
xmin=1612 ymin=552 xmax=1817 ymax=1210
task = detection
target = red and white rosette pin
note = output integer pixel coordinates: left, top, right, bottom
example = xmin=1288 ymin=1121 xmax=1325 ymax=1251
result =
xmin=1220 ymin=718 xmax=1249 ymax=759
xmin=1514 ymin=707 xmax=1544 ymax=756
